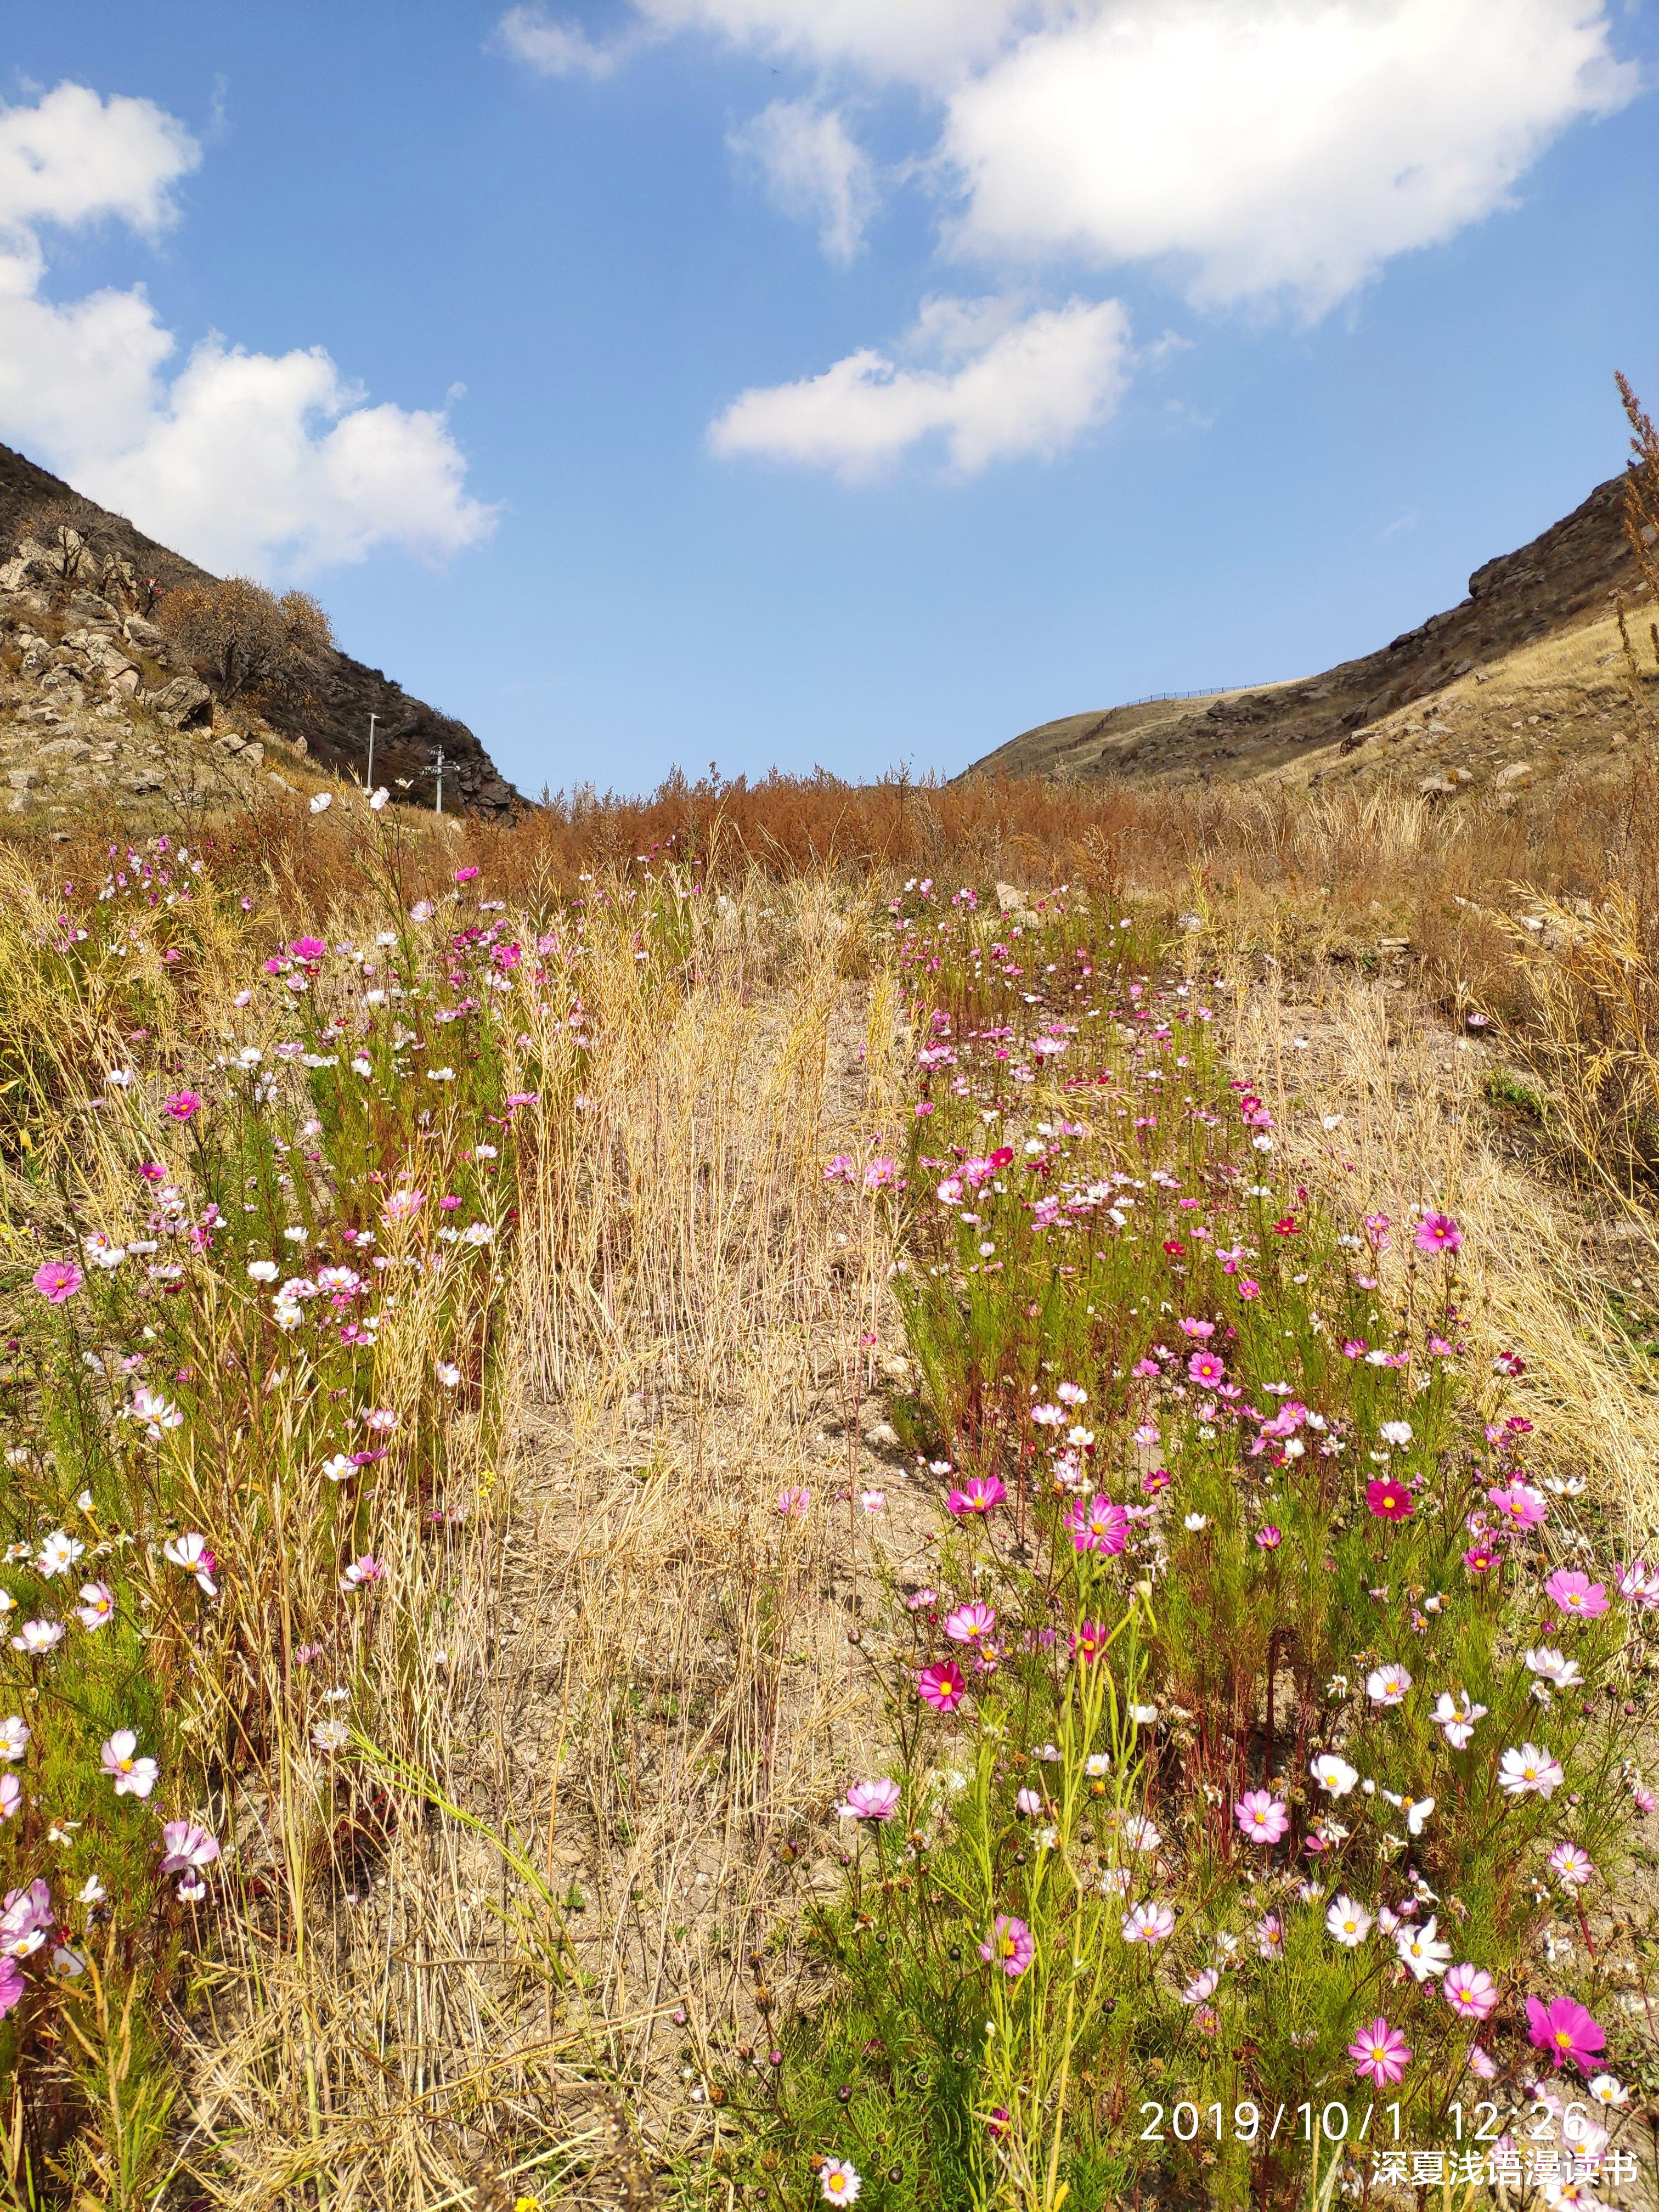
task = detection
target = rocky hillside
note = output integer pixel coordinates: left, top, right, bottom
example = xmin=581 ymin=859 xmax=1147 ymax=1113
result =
xmin=0 ymin=442 xmax=518 ymax=819
xmin=972 ymin=470 xmax=1657 ymax=791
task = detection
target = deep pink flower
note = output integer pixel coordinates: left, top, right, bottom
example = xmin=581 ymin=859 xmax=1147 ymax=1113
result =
xmin=1254 ymin=1525 xmax=1282 ymax=1550
xmin=1065 ymin=1496 xmax=1128 ymax=1555
xmin=917 ymin=1662 xmax=966 ymax=1712
xmin=0 ymin=1956 xmax=22 ymax=2019
xmin=1463 ymin=1544 xmax=1497 ymax=1574
xmin=1235 ymin=1790 xmax=1289 ymax=1844
xmin=1443 ymin=1965 xmax=1499 ymax=2022
xmin=1070 ymin=1619 xmax=1108 ymax=1665
xmin=1415 ymin=1212 xmax=1463 ymax=1255
xmin=979 ymin=1914 xmax=1034 ymax=1978
xmin=1526 ymin=1994 xmax=1605 ymax=2075
xmin=1188 ymin=1352 xmax=1226 ymax=1386
xmin=1350 ymin=2017 xmax=1412 ymax=2086
xmin=1487 ymin=1481 xmax=1547 ymax=1531
xmin=289 ymin=936 xmax=328 ymax=962
xmin=1367 ymin=1478 xmax=1414 ymax=1521
xmin=946 ymin=1475 xmax=1006 ymax=1517
xmin=1142 ymin=1468 xmax=1172 ymax=1495
xmin=32 ymin=1261 xmax=83 ymax=1304
xmin=163 ymin=1091 xmax=202 ymax=1122
xmin=454 ymin=866 xmax=480 ymax=884
xmin=1543 ymin=1570 xmax=1609 ymax=1622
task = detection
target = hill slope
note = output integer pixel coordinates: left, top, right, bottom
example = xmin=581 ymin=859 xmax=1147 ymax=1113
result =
xmin=972 ymin=471 xmax=1655 ymax=791
xmin=0 ymin=442 xmax=518 ymax=815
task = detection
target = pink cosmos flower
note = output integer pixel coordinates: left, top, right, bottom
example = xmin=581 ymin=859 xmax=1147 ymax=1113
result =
xmin=163 ymin=1091 xmax=202 ymax=1122
xmin=1468 ymin=2045 xmax=1498 ymax=2081
xmin=1254 ymin=1525 xmax=1282 ymax=1550
xmin=1367 ymin=1479 xmax=1414 ymax=1522
xmin=340 ymin=1554 xmax=386 ymax=1591
xmin=453 ymin=866 xmax=480 ymax=884
xmin=776 ymin=1486 xmax=810 ymax=1518
xmin=1349 ymin=2017 xmax=1412 ymax=2086
xmin=1526 ymin=1994 xmax=1605 ymax=2075
xmin=1015 ymin=1787 xmax=1043 ymax=1816
xmin=75 ymin=1582 xmax=115 ymax=1631
xmin=1121 ymin=1900 xmax=1175 ymax=1944
xmin=1443 ymin=1965 xmax=1498 ymax=2022
xmin=0 ymin=1776 xmax=19 ymax=1822
xmin=0 ymin=1957 xmax=22 ymax=2020
xmin=32 ymin=1260 xmax=83 ymax=1303
xmin=1416 ymin=1212 xmax=1463 ymax=1254
xmin=1543 ymin=1570 xmax=1608 ymax=1622
xmin=819 ymin=2159 xmax=860 ymax=2203
xmin=100 ymin=1730 xmax=159 ymax=1798
xmin=1463 ymin=1544 xmax=1498 ymax=1574
xmin=1548 ymin=1842 xmax=1595 ymax=1889
xmin=1487 ymin=1481 xmax=1547 ymax=1531
xmin=1188 ymin=1352 xmax=1226 ymax=1386
xmin=1142 ymin=1468 xmax=1172 ymax=1494
xmin=946 ymin=1475 xmax=1006 ymax=1517
xmin=1235 ymin=1791 xmax=1289 ymax=1844
xmin=944 ymin=1602 xmax=996 ymax=1645
xmin=979 ymin=1914 xmax=1034 ymax=1977
xmin=1180 ymin=1317 xmax=1215 ymax=1340
xmin=289 ymin=936 xmax=328 ymax=962
xmin=917 ymin=1662 xmax=966 ymax=1712
xmin=159 ymin=1820 xmax=221 ymax=1874
xmin=380 ymin=1187 xmax=425 ymax=1224
xmin=836 ymin=1779 xmax=901 ymax=1822
xmin=1065 ymin=1496 xmax=1128 ymax=1555
xmin=1617 ymin=1559 xmax=1659 ymax=1608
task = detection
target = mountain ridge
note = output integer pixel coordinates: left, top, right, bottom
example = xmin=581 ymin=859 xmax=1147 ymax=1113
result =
xmin=0 ymin=441 xmax=519 ymax=815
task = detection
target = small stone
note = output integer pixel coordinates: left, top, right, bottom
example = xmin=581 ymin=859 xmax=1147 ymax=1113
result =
xmin=1494 ymin=761 xmax=1534 ymax=789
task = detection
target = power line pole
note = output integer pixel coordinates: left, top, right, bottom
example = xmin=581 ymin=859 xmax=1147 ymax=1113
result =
xmin=432 ymin=743 xmax=445 ymax=817
xmin=365 ymin=712 xmax=377 ymax=792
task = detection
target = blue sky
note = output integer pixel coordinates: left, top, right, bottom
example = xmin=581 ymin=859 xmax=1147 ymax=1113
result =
xmin=1 ymin=2 xmax=1655 ymax=798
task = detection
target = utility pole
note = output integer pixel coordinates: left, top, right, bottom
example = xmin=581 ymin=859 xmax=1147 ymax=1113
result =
xmin=432 ymin=743 xmax=445 ymax=817
xmin=365 ymin=713 xmax=377 ymax=791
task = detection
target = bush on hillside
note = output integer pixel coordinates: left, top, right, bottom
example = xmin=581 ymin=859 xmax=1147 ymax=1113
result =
xmin=157 ymin=575 xmax=334 ymax=706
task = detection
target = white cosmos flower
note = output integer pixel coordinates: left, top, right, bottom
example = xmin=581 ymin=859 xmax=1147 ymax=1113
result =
xmin=0 ymin=1717 xmax=30 ymax=1762
xmin=1325 ymin=1894 xmax=1373 ymax=1946
xmin=1395 ymin=1915 xmax=1452 ymax=1980
xmin=309 ymin=793 xmax=332 ymax=813
xmin=1525 ymin=1647 xmax=1582 ymax=1689
xmin=369 ymin=788 xmax=389 ymax=811
xmin=1432 ymin=1690 xmax=1487 ymax=1747
xmin=1381 ymin=1790 xmax=1435 ymax=1836
xmin=321 ymin=1455 xmax=355 ymax=1482
xmin=247 ymin=1260 xmax=279 ymax=1283
xmin=35 ymin=1531 xmax=84 ymax=1579
xmin=1365 ymin=1664 xmax=1412 ymax=1707
xmin=1311 ymin=1753 xmax=1358 ymax=1796
xmin=1499 ymin=1742 xmax=1564 ymax=1797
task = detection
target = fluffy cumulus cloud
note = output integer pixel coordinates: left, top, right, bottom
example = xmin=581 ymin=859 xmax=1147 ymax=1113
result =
xmin=708 ymin=294 xmax=1131 ymax=478
xmin=939 ymin=0 xmax=1640 ymax=310
xmin=0 ymin=82 xmax=493 ymax=577
xmin=504 ymin=0 xmax=1640 ymax=475
xmin=728 ymin=100 xmax=878 ymax=264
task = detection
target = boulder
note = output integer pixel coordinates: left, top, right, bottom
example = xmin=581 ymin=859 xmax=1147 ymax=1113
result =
xmin=146 ymin=674 xmax=212 ymax=729
xmin=121 ymin=616 xmax=166 ymax=654
xmin=1494 ymin=761 xmax=1534 ymax=790
xmin=64 ymin=591 xmax=120 ymax=630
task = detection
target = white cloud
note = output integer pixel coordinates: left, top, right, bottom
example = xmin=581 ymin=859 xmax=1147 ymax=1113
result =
xmin=572 ymin=0 xmax=1038 ymax=84
xmin=0 ymin=82 xmax=493 ymax=577
xmin=494 ymin=4 xmax=630 ymax=77
xmin=729 ymin=100 xmax=878 ymax=263
xmin=708 ymin=294 xmax=1131 ymax=478
xmin=0 ymin=81 xmax=199 ymax=239
xmin=938 ymin=0 xmax=1639 ymax=310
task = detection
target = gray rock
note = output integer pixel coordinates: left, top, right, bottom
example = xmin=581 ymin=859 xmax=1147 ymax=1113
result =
xmin=7 ymin=768 xmax=42 ymax=789
xmin=64 ymin=591 xmax=120 ymax=630
xmin=121 ymin=617 xmax=166 ymax=654
xmin=146 ymin=674 xmax=212 ymax=729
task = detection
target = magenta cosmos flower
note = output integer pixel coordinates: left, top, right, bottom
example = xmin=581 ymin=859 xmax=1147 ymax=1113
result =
xmin=1071 ymin=1619 xmax=1109 ymax=1665
xmin=1366 ymin=1478 xmax=1414 ymax=1522
xmin=1526 ymin=1994 xmax=1605 ymax=2075
xmin=946 ymin=1475 xmax=1006 ymax=1517
xmin=1350 ymin=2017 xmax=1411 ymax=2086
xmin=32 ymin=1260 xmax=83 ymax=1304
xmin=1254 ymin=1525 xmax=1282 ymax=1551
xmin=836 ymin=1779 xmax=901 ymax=1822
xmin=979 ymin=1914 xmax=1034 ymax=1978
xmin=1235 ymin=1791 xmax=1289 ymax=1844
xmin=1443 ymin=1965 xmax=1499 ymax=2022
xmin=776 ymin=1486 xmax=810 ymax=1518
xmin=1543 ymin=1570 xmax=1609 ymax=1622
xmin=163 ymin=1090 xmax=202 ymax=1122
xmin=1065 ymin=1496 xmax=1128 ymax=1555
xmin=1187 ymin=1351 xmax=1226 ymax=1386
xmin=1487 ymin=1481 xmax=1547 ymax=1531
xmin=1415 ymin=1212 xmax=1463 ymax=1255
xmin=917 ymin=1661 xmax=966 ymax=1712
